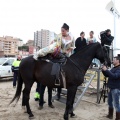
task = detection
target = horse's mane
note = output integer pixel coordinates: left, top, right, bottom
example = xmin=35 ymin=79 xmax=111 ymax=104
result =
xmin=70 ymin=42 xmax=101 ymax=58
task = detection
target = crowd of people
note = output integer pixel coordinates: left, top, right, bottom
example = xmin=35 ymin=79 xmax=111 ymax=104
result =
xmin=12 ymin=23 xmax=120 ymax=120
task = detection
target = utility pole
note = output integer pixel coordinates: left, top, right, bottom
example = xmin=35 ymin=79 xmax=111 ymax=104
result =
xmin=113 ymin=0 xmax=116 ymax=56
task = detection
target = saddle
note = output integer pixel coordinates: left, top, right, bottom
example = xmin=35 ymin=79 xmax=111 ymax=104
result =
xmin=38 ymin=53 xmax=67 ymax=86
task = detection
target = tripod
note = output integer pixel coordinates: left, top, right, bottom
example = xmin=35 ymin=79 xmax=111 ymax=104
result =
xmin=98 ymin=77 xmax=108 ymax=103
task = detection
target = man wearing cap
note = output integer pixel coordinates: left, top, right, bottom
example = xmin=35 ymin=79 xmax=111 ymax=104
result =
xmin=102 ymin=54 xmax=120 ymax=120
xmin=11 ymin=55 xmax=22 ymax=88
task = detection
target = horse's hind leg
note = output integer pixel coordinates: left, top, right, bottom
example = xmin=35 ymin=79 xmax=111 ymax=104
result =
xmin=23 ymin=81 xmax=34 ymax=118
xmin=22 ymin=91 xmax=27 ymax=113
xmin=70 ymin=90 xmax=77 ymax=117
xmin=64 ymin=86 xmax=77 ymax=120
xmin=22 ymin=84 xmax=29 ymax=112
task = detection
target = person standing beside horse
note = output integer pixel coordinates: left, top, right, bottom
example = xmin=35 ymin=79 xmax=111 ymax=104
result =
xmin=102 ymin=55 xmax=120 ymax=120
xmin=11 ymin=55 xmax=22 ymax=88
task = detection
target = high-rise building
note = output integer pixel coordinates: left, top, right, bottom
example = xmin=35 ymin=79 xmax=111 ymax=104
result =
xmin=34 ymin=29 xmax=56 ymax=48
xmin=0 ymin=36 xmax=20 ymax=56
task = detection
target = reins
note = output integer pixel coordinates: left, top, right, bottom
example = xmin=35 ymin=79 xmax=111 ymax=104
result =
xmin=65 ymin=55 xmax=85 ymax=76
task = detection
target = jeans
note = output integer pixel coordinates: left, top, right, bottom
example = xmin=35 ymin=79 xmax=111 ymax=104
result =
xmin=108 ymin=89 xmax=120 ymax=112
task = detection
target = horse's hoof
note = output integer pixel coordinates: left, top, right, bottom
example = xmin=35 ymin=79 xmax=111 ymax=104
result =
xmin=64 ymin=118 xmax=68 ymax=120
xmin=49 ymin=104 xmax=55 ymax=108
xmin=70 ymin=113 xmax=77 ymax=118
xmin=64 ymin=114 xmax=69 ymax=120
xmin=29 ymin=114 xmax=34 ymax=119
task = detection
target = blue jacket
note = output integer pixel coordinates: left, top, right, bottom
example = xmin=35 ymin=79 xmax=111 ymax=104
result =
xmin=102 ymin=65 xmax=120 ymax=89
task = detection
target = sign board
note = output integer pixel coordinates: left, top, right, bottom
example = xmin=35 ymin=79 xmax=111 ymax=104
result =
xmin=106 ymin=0 xmax=120 ymax=19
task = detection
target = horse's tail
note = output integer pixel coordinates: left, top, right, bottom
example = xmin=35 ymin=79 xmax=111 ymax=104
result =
xmin=9 ymin=71 xmax=23 ymax=105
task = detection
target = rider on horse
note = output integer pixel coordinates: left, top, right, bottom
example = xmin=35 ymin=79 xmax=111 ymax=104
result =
xmin=33 ymin=23 xmax=75 ymax=60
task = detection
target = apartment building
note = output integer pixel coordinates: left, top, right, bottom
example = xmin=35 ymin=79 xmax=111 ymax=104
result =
xmin=0 ymin=36 xmax=20 ymax=56
xmin=26 ymin=40 xmax=34 ymax=46
xmin=34 ymin=29 xmax=56 ymax=48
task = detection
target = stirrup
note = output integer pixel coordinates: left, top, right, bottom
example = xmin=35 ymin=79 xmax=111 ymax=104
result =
xmin=55 ymin=78 xmax=60 ymax=86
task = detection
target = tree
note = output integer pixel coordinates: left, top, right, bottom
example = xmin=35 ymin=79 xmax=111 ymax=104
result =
xmin=18 ymin=46 xmax=29 ymax=52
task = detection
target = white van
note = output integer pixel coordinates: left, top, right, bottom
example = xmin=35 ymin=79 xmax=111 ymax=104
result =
xmin=0 ymin=57 xmax=16 ymax=78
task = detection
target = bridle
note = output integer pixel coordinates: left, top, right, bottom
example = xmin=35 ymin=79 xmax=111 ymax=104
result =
xmin=65 ymin=55 xmax=85 ymax=76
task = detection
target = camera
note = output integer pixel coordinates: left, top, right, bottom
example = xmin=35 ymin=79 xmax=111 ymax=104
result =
xmin=100 ymin=29 xmax=114 ymax=46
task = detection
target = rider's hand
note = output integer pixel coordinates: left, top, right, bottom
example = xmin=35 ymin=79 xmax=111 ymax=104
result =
xmin=65 ymin=51 xmax=69 ymax=54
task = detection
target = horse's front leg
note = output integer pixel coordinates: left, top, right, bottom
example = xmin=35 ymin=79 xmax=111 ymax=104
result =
xmin=64 ymin=86 xmax=77 ymax=120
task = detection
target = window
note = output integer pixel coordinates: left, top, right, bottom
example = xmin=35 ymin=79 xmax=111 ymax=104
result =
xmin=5 ymin=59 xmax=15 ymax=65
xmin=0 ymin=58 xmax=7 ymax=65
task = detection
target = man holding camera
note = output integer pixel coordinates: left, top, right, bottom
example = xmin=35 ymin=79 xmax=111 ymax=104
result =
xmin=100 ymin=29 xmax=114 ymax=56
xmin=102 ymin=54 xmax=120 ymax=120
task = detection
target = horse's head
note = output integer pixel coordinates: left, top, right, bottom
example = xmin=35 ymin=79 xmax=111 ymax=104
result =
xmin=94 ymin=43 xmax=111 ymax=67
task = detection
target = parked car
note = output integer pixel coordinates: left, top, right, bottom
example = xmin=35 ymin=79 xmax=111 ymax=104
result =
xmin=0 ymin=57 xmax=16 ymax=78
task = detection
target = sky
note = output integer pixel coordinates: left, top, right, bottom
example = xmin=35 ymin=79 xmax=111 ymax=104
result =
xmin=0 ymin=0 xmax=120 ymax=54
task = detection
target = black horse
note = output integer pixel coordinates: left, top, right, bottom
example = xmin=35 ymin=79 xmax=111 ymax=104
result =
xmin=10 ymin=43 xmax=110 ymax=120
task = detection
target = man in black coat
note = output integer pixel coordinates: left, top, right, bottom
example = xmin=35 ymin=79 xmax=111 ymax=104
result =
xmin=74 ymin=31 xmax=87 ymax=53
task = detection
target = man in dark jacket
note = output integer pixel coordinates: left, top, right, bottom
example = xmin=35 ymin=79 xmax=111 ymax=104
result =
xmin=102 ymin=54 xmax=120 ymax=120
xmin=74 ymin=31 xmax=87 ymax=53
